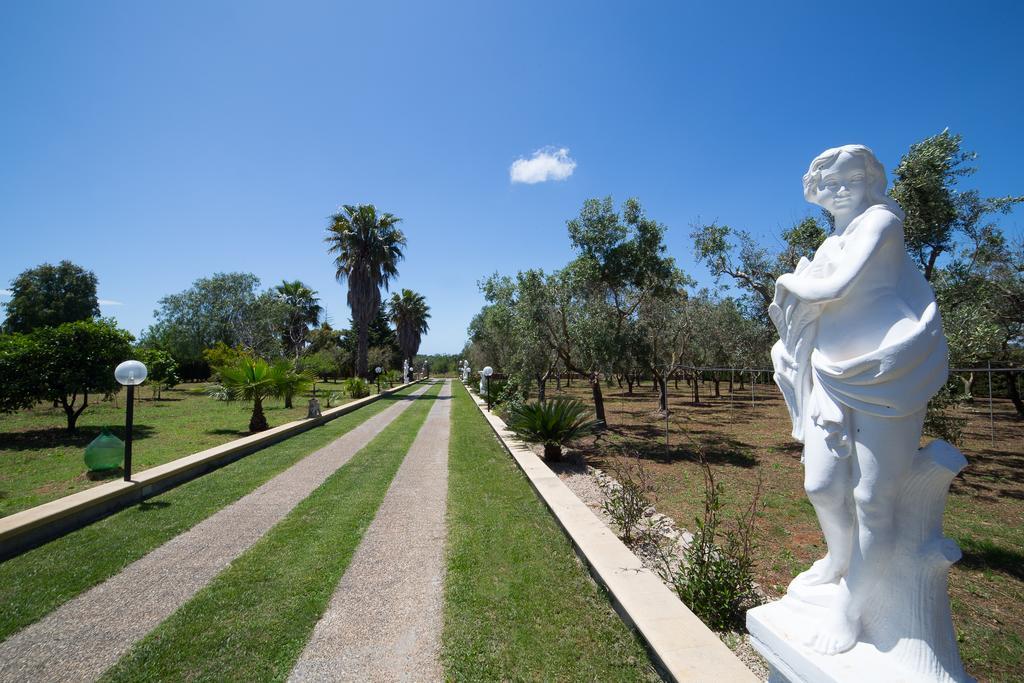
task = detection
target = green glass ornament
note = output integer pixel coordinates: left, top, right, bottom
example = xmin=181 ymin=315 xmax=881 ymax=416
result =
xmin=84 ymin=429 xmax=124 ymax=471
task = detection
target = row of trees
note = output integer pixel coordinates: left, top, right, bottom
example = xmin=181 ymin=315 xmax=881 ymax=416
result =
xmin=465 ymin=131 xmax=1024 ymax=422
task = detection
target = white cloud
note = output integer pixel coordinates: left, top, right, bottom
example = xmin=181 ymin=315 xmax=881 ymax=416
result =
xmin=0 ymin=289 xmax=10 ymax=298
xmin=98 ymin=299 xmax=124 ymax=306
xmin=509 ymin=147 xmax=577 ymax=184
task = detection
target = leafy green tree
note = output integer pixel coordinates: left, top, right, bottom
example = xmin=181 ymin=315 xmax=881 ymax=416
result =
xmin=339 ymin=310 xmax=401 ymax=376
xmin=275 ymin=280 xmax=322 ymax=359
xmin=137 ymin=348 xmax=180 ymax=400
xmin=387 ymin=289 xmax=431 ymax=369
xmin=32 ymin=320 xmax=134 ymax=431
xmin=691 ymin=216 xmax=828 ymax=323
xmin=306 ymin=322 xmax=344 ymax=354
xmin=325 ymin=204 xmax=406 ymax=378
xmin=299 ymin=348 xmax=346 ymax=381
xmin=144 ymin=273 xmax=287 ymax=364
xmin=0 ymin=333 xmax=40 ymax=413
xmin=2 ymin=261 xmax=100 ymax=333
xmin=890 ymin=129 xmax=1024 ymax=281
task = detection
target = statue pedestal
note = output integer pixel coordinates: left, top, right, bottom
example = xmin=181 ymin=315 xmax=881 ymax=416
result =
xmin=749 ymin=599 xmax=914 ymax=683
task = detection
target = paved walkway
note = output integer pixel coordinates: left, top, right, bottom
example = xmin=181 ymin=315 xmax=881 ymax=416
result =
xmin=0 ymin=384 xmax=433 ymax=683
xmin=289 ymin=379 xmax=452 ymax=682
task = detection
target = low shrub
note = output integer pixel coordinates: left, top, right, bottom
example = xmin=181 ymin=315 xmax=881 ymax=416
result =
xmin=601 ymin=454 xmax=657 ymax=548
xmin=657 ymin=451 xmax=762 ymax=631
xmin=343 ymin=377 xmax=371 ymax=399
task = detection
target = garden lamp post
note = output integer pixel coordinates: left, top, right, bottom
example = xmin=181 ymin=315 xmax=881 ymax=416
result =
xmin=482 ymin=366 xmax=494 ymax=411
xmin=375 ymin=366 xmax=382 ymax=394
xmin=114 ymin=360 xmax=147 ymax=482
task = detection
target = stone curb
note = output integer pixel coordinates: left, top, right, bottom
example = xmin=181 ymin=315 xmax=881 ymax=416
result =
xmin=0 ymin=381 xmax=423 ymax=561
xmin=465 ymin=386 xmax=757 ymax=683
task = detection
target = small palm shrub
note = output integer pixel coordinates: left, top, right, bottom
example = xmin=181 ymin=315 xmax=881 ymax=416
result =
xmin=271 ymin=360 xmax=315 ymax=409
xmin=506 ymin=398 xmax=597 ymax=461
xmin=343 ymin=377 xmax=371 ymax=399
xmin=210 ymin=357 xmax=285 ymax=432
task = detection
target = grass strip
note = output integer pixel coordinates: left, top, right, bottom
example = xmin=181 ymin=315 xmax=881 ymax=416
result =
xmin=442 ymin=381 xmax=658 ymax=681
xmin=100 ymin=382 xmax=442 ymax=682
xmin=0 ymin=383 xmax=423 ymax=642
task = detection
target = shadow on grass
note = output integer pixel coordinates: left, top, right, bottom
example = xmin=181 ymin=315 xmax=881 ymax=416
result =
xmin=599 ymin=425 xmax=759 ymax=468
xmin=86 ymin=467 xmax=125 ymax=481
xmin=956 ymin=537 xmax=1024 ymax=581
xmin=0 ymin=425 xmax=157 ymax=452
xmin=136 ymin=500 xmax=172 ymax=512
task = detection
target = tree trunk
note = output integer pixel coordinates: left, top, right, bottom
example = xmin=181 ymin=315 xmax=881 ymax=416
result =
xmin=250 ymin=397 xmax=269 ymax=432
xmin=692 ymin=374 xmax=700 ymax=404
xmin=657 ymin=375 xmax=668 ymax=413
xmin=543 ymin=443 xmax=562 ymax=461
xmin=616 ymin=375 xmax=623 ymax=389
xmin=713 ymin=375 xmax=721 ymax=398
xmin=674 ymin=373 xmax=679 ymax=390
xmin=1008 ymin=372 xmax=1024 ymax=418
xmin=356 ymin=321 xmax=369 ymax=378
xmin=537 ymin=374 xmax=547 ymax=403
xmin=626 ymin=375 xmax=634 ymax=394
xmin=590 ymin=373 xmax=607 ymax=427
xmin=62 ymin=393 xmax=88 ymax=432
xmin=284 ymin=391 xmax=293 ymax=409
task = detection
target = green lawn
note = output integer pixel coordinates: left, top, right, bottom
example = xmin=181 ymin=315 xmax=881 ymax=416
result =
xmin=0 ymin=383 xmax=365 ymax=516
xmin=0 ymin=383 xmax=422 ymax=642
xmin=101 ymin=382 xmax=441 ymax=682
xmin=442 ymin=380 xmax=659 ymax=681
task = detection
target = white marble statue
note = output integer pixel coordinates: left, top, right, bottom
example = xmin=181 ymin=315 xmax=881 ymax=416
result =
xmin=746 ymin=145 xmax=971 ymax=683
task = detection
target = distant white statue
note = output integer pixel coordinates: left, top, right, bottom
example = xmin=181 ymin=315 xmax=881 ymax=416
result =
xmin=747 ymin=145 xmax=971 ymax=682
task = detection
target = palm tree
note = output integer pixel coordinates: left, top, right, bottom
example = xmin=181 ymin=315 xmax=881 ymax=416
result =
xmin=387 ymin=289 xmax=430 ymax=370
xmin=213 ymin=357 xmax=287 ymax=432
xmin=275 ymin=280 xmax=322 ymax=359
xmin=325 ymin=205 xmax=405 ymax=378
xmin=271 ymin=359 xmax=315 ymax=409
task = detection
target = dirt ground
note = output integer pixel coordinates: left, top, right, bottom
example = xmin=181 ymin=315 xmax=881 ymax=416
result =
xmin=542 ymin=375 xmax=1023 ymax=683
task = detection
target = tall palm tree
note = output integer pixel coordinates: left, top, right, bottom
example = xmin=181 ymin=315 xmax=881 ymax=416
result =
xmin=325 ymin=205 xmax=405 ymax=378
xmin=388 ymin=289 xmax=431 ymax=369
xmin=275 ymin=280 xmax=322 ymax=359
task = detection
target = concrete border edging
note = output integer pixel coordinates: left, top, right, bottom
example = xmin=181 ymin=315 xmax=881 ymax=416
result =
xmin=464 ymin=384 xmax=757 ymax=683
xmin=0 ymin=381 xmax=423 ymax=561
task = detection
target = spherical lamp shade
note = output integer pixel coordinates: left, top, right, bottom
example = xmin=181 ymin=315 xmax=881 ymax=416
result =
xmin=375 ymin=366 xmax=383 ymax=374
xmin=482 ymin=366 xmax=494 ymax=377
xmin=114 ymin=360 xmax=148 ymax=386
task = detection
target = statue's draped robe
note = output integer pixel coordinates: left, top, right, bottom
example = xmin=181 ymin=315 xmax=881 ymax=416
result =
xmin=768 ymin=207 xmax=948 ymax=456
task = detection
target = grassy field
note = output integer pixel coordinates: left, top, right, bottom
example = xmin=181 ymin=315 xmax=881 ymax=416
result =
xmin=540 ymin=378 xmax=1022 ymax=683
xmin=443 ymin=380 xmax=659 ymax=681
xmin=101 ymin=382 xmax=441 ymax=681
xmin=0 ymin=383 xmax=422 ymax=642
xmin=0 ymin=383 xmax=344 ymax=516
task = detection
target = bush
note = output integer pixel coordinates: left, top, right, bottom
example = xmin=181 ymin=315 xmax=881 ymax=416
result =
xmin=506 ymin=398 xmax=597 ymax=461
xmin=602 ymin=455 xmax=657 ymax=548
xmin=657 ymin=452 xmax=762 ymax=632
xmin=343 ymin=377 xmax=371 ymax=399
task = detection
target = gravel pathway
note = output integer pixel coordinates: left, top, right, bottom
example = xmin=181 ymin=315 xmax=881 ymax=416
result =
xmin=289 ymin=380 xmax=452 ymax=683
xmin=0 ymin=384 xmax=432 ymax=683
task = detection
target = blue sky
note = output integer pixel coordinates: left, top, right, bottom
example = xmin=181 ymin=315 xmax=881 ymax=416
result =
xmin=2 ymin=1 xmax=1021 ymax=354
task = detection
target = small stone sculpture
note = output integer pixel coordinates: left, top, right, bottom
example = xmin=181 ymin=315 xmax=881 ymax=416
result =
xmin=306 ymin=397 xmax=322 ymax=419
xmin=746 ymin=145 xmax=971 ymax=682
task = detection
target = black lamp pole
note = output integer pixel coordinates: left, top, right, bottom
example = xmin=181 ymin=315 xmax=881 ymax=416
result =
xmin=124 ymin=384 xmax=135 ymax=481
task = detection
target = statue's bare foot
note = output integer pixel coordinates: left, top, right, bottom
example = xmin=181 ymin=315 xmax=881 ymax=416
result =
xmin=805 ymin=612 xmax=858 ymax=655
xmin=792 ymin=555 xmax=845 ymax=587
